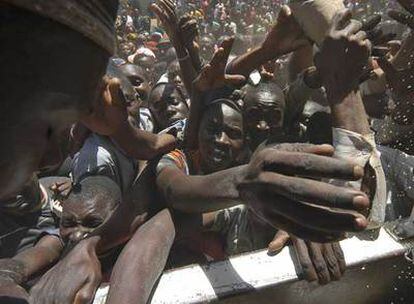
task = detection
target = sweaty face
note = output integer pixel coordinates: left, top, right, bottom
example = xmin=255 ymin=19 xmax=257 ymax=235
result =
xmin=60 ymin=196 xmax=117 ymax=245
xmin=198 ymin=102 xmax=244 ymax=173
xmin=244 ymin=91 xmax=285 ymax=150
xmin=121 ymin=66 xmax=150 ymax=102
xmin=149 ymin=84 xmax=189 ymax=130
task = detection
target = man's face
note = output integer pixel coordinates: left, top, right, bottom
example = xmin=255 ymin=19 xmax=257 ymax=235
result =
xmin=120 ymin=65 xmax=150 ymax=102
xmin=244 ymin=90 xmax=285 ymax=149
xmin=0 ymin=7 xmax=109 ymax=201
xmin=198 ymin=102 xmax=244 ymax=173
xmin=149 ymin=84 xmax=189 ymax=130
xmin=60 ymin=196 xmax=117 ymax=245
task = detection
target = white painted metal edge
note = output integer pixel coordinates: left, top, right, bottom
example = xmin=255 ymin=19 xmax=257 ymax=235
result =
xmin=93 ymin=228 xmax=407 ymax=304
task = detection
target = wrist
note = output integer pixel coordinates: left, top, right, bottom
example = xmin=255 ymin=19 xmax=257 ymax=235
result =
xmin=232 ymin=165 xmax=249 ymax=200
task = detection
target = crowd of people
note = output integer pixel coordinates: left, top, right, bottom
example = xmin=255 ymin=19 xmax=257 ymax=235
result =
xmin=1 ymin=0 xmax=414 ymax=303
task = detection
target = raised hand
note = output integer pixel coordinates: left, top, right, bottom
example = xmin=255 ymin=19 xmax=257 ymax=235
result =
xmin=261 ymin=5 xmax=310 ymax=60
xmin=238 ymin=143 xmax=370 ymax=243
xmin=193 ymin=37 xmax=245 ymax=92
xmin=314 ymin=9 xmax=371 ymax=102
xmin=150 ymin=0 xmax=181 ymax=46
xmin=81 ymin=77 xmax=128 ymax=136
xmin=179 ymin=14 xmax=199 ymax=50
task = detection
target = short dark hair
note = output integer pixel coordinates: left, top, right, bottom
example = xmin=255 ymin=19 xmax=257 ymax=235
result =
xmin=65 ymin=176 xmax=121 ymax=208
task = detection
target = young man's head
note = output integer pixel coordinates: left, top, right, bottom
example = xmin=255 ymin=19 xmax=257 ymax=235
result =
xmin=243 ymin=81 xmax=286 ymax=151
xmin=0 ymin=2 xmax=118 ymax=201
xmin=148 ymin=83 xmax=189 ymax=131
xmin=198 ymin=98 xmax=246 ymax=174
xmin=60 ymin=176 xmax=121 ymax=245
xmin=119 ymin=64 xmax=150 ymax=102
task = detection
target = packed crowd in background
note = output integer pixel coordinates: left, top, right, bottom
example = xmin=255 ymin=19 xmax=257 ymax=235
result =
xmin=1 ymin=0 xmax=414 ymax=303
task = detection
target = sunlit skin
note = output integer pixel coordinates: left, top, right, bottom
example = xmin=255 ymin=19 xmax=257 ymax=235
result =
xmin=149 ymin=83 xmax=189 ymax=130
xmin=119 ymin=64 xmax=150 ymax=102
xmin=198 ymin=101 xmax=245 ymax=174
xmin=60 ymin=194 xmax=118 ymax=245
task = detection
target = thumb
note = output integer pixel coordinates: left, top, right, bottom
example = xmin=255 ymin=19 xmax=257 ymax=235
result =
xmin=377 ymin=56 xmax=396 ymax=77
xmin=268 ymin=230 xmax=290 ymax=256
xmin=107 ymin=78 xmax=124 ymax=107
xmin=224 ymin=74 xmax=246 ymax=87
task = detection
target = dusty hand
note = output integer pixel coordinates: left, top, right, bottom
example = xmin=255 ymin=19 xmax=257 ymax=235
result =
xmin=30 ymin=237 xmax=102 ymax=304
xmin=315 ymin=9 xmax=371 ymax=102
xmin=193 ymin=37 xmax=245 ymax=92
xmin=261 ymin=5 xmax=309 ymax=60
xmin=151 ymin=0 xmax=181 ymax=46
xmin=238 ymin=143 xmax=370 ymax=243
xmin=291 ymin=237 xmax=345 ymax=284
xmin=179 ymin=14 xmax=199 ymax=50
xmin=81 ymin=77 xmax=128 ymax=136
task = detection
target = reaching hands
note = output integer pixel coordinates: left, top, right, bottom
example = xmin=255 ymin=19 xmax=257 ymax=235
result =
xmin=261 ymin=5 xmax=310 ymax=60
xmin=315 ymin=9 xmax=371 ymax=102
xmin=238 ymin=143 xmax=370 ymax=243
xmin=193 ymin=37 xmax=245 ymax=92
xmin=151 ymin=0 xmax=181 ymax=47
xmin=269 ymin=231 xmax=345 ymax=285
xmin=81 ymin=77 xmax=128 ymax=136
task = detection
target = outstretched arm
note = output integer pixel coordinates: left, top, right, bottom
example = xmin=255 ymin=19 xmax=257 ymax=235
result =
xmin=105 ymin=209 xmax=175 ymax=304
xmin=227 ymin=6 xmax=309 ymax=78
xmin=81 ymin=77 xmax=177 ymax=160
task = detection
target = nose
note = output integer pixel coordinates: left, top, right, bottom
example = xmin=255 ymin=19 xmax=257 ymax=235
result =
xmin=69 ymin=230 xmax=89 ymax=244
xmin=214 ymin=131 xmax=229 ymax=145
xmin=257 ymin=120 xmax=269 ymax=131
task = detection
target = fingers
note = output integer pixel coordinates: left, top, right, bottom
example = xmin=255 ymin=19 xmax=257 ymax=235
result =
xmin=321 ymin=243 xmax=342 ymax=280
xmin=352 ymin=30 xmax=367 ymax=41
xmin=251 ymin=205 xmax=345 ymax=243
xmin=291 ymin=238 xmax=318 ymax=282
xmin=107 ymin=78 xmax=125 ymax=107
xmin=377 ymin=56 xmax=396 ymax=76
xmin=307 ymin=242 xmax=330 ymax=284
xmin=257 ymin=184 xmax=368 ymax=231
xmin=341 ymin=19 xmax=363 ymax=37
xmin=264 ymin=143 xmax=335 ymax=156
xmin=73 ymin=278 xmax=101 ymax=304
xmin=331 ymin=242 xmax=346 ymax=274
xmin=268 ymin=230 xmax=290 ymax=255
xmin=210 ymin=37 xmax=234 ymax=68
xmin=388 ymin=9 xmax=414 ymax=29
xmin=255 ymin=150 xmax=364 ymax=181
xmin=223 ymin=74 xmax=246 ymax=87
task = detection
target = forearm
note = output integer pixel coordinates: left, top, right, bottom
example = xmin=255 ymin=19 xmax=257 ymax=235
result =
xmin=112 ymin=120 xmax=176 ymax=160
xmin=330 ymin=90 xmax=371 ymax=135
xmin=157 ymin=165 xmax=246 ymax=213
xmin=177 ymin=49 xmax=199 ymax=98
xmin=105 ymin=209 xmax=175 ymax=304
xmin=187 ymin=43 xmax=203 ymax=72
xmin=0 ymin=236 xmax=62 ymax=284
xmin=184 ymin=87 xmax=204 ymax=150
xmin=227 ymin=46 xmax=272 ymax=78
